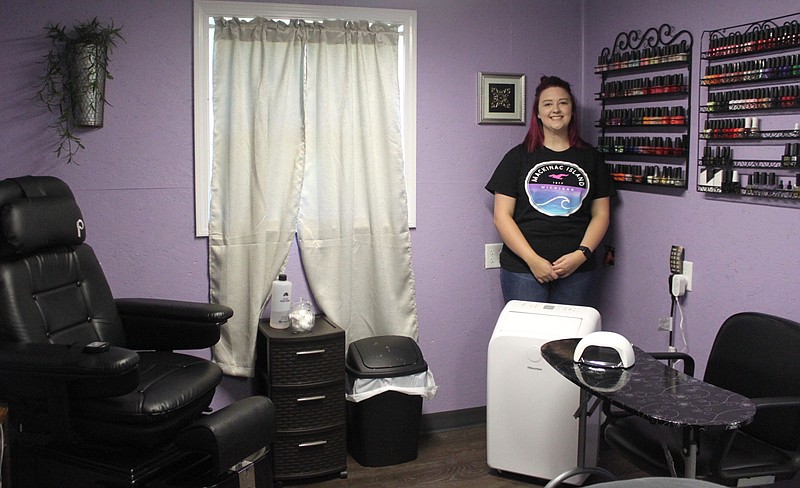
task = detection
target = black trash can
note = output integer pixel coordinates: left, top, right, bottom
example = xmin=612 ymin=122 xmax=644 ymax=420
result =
xmin=345 ymin=335 xmax=428 ymax=467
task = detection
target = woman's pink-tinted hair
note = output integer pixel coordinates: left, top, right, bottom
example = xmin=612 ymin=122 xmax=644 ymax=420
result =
xmin=523 ymin=75 xmax=586 ymax=152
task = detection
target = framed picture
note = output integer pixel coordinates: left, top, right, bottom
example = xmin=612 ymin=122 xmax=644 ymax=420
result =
xmin=478 ymin=72 xmax=526 ymax=125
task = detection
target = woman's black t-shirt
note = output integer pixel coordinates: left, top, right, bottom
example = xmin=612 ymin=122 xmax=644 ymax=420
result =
xmin=485 ymin=144 xmax=615 ymax=273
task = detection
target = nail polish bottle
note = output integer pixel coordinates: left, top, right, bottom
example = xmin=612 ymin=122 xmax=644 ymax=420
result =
xmin=780 ymin=55 xmax=791 ymax=78
xmin=721 ymin=169 xmax=732 ymax=193
xmin=669 ymin=107 xmax=686 ymax=125
xmin=793 ymin=143 xmax=800 ymax=166
xmin=674 ymin=136 xmax=685 ymax=156
xmin=779 ymin=85 xmax=791 ymax=108
xmin=660 ymin=107 xmax=670 ymax=125
xmin=662 ymin=166 xmax=671 ymax=186
xmin=740 ymin=117 xmax=750 ymax=138
xmin=634 ymin=165 xmax=644 ymax=184
xmin=716 ymin=120 xmax=725 ymax=139
xmin=663 ymin=137 xmax=673 ymax=156
xmin=734 ymin=118 xmax=745 ymax=139
xmin=783 ymin=143 xmax=792 ymax=167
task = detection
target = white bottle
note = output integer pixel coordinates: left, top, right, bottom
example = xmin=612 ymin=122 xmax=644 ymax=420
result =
xmin=269 ymin=274 xmax=292 ymax=329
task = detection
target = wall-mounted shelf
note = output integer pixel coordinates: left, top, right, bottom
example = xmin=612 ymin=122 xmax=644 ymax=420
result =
xmin=596 ymin=24 xmax=693 ymax=189
xmin=697 ymin=12 xmax=800 ymax=202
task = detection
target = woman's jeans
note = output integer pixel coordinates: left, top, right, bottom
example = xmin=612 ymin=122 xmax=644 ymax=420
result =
xmin=501 ymin=268 xmax=595 ymax=306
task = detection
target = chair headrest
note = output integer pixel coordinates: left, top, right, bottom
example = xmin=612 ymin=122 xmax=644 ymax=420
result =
xmin=0 ymin=176 xmax=85 ymax=257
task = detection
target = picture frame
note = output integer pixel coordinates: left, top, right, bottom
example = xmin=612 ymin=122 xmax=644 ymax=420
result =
xmin=478 ymin=72 xmax=526 ymax=125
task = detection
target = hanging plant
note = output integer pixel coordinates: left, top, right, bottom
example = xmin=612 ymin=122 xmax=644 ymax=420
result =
xmin=36 ymin=18 xmax=124 ymax=164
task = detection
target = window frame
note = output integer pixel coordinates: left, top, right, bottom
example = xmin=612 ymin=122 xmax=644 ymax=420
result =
xmin=192 ymin=0 xmax=417 ymax=236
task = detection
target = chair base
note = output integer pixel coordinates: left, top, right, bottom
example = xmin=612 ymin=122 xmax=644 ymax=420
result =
xmin=12 ymin=442 xmax=271 ymax=488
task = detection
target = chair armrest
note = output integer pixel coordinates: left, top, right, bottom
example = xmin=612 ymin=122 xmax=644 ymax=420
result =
xmin=115 ymin=298 xmax=234 ymax=351
xmin=0 ymin=342 xmax=139 ymax=399
xmin=710 ymin=395 xmax=800 ymax=477
xmin=647 ymin=351 xmax=696 ymax=376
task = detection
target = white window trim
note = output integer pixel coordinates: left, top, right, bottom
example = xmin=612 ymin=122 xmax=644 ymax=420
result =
xmin=192 ymin=0 xmax=417 ymax=236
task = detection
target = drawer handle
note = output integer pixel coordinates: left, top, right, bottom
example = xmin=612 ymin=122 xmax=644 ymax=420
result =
xmin=297 ymin=395 xmax=326 ymax=402
xmin=298 ymin=440 xmax=328 ymax=448
xmin=296 ymin=349 xmax=326 ymax=355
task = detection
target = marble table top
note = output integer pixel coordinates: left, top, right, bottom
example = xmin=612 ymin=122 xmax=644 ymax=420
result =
xmin=541 ymin=338 xmax=755 ymax=430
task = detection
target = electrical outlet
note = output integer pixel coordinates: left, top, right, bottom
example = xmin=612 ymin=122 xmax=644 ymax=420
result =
xmin=683 ymin=260 xmax=693 ymax=291
xmin=485 ymin=243 xmax=502 ymax=269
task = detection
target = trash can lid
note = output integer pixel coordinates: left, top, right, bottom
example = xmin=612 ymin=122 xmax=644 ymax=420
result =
xmin=346 ymin=335 xmax=428 ymax=378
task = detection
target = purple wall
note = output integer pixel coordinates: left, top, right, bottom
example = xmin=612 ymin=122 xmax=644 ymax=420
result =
xmin=2 ymin=0 xmax=799 ymax=423
xmin=582 ymin=0 xmax=800 ymax=380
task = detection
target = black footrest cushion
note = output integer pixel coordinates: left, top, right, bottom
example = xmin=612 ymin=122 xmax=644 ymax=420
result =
xmin=175 ymin=395 xmax=275 ymax=475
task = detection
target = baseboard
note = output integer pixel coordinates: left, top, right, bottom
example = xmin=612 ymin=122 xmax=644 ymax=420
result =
xmin=420 ymin=406 xmax=486 ymax=434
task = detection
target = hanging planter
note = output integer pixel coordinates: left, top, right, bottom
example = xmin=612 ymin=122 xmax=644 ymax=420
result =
xmin=69 ymin=42 xmax=108 ymax=128
xmin=37 ymin=18 xmax=123 ymax=163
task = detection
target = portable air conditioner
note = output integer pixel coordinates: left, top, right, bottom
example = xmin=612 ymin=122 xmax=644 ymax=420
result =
xmin=487 ymin=300 xmax=601 ymax=485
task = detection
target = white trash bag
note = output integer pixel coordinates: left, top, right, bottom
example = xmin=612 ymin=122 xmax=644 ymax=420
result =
xmin=346 ymin=369 xmax=438 ymax=402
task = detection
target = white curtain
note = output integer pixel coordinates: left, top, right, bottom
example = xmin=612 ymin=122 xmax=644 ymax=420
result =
xmin=298 ymin=21 xmax=418 ymax=346
xmin=209 ymin=18 xmax=418 ymax=377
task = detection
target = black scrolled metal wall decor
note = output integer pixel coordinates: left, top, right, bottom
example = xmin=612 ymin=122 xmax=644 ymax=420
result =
xmin=600 ymin=23 xmax=694 ymax=60
xmin=706 ymin=14 xmax=799 ymax=45
xmin=702 ymin=12 xmax=800 ymax=61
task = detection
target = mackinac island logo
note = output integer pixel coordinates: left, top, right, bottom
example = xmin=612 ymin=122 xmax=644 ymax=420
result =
xmin=526 ymin=161 xmax=590 ymax=217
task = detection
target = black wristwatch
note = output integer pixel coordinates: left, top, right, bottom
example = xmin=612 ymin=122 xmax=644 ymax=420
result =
xmin=577 ymin=246 xmax=592 ymax=259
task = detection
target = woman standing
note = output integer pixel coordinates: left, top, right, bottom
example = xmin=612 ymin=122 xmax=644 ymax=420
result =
xmin=485 ymin=75 xmax=615 ymax=306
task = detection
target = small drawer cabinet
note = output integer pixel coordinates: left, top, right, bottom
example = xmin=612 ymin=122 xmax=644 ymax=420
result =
xmin=256 ymin=316 xmax=347 ymax=482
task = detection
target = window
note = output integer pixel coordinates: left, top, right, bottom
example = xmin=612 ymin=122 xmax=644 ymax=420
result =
xmin=192 ymin=1 xmax=417 ymax=236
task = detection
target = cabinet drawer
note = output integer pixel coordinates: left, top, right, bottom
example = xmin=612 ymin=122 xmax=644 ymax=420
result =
xmin=272 ymin=382 xmax=345 ymax=432
xmin=273 ymin=425 xmax=347 ymax=480
xmin=269 ymin=338 xmax=344 ymax=386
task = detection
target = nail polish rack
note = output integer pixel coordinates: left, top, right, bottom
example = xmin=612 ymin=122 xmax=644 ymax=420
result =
xmin=595 ymin=24 xmax=692 ymax=189
xmin=698 ymin=12 xmax=800 ymax=201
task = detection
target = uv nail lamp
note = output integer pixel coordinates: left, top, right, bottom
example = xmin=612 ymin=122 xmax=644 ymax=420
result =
xmin=573 ymin=331 xmax=635 ymax=369
xmin=572 ymin=362 xmax=632 ymax=393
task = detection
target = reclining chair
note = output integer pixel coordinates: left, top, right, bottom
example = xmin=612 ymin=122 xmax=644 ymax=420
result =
xmin=0 ymin=176 xmax=275 ymax=487
xmin=604 ymin=312 xmax=800 ymax=486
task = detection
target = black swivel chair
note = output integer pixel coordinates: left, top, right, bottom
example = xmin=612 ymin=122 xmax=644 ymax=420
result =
xmin=0 ymin=176 xmax=275 ymax=487
xmin=604 ymin=312 xmax=800 ymax=486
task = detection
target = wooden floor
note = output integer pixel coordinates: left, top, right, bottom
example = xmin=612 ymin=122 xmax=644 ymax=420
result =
xmin=282 ymin=425 xmax=648 ymax=488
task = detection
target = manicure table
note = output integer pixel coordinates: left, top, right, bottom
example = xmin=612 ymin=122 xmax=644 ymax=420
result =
xmin=540 ymin=338 xmax=756 ymax=488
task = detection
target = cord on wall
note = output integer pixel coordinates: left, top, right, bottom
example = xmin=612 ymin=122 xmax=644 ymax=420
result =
xmin=673 ymin=295 xmax=687 ymax=353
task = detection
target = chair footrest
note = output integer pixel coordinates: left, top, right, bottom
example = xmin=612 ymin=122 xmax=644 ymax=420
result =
xmin=176 ymin=396 xmax=275 ymax=476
